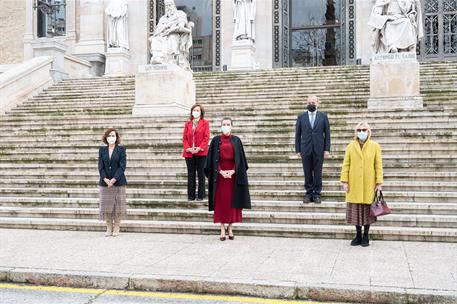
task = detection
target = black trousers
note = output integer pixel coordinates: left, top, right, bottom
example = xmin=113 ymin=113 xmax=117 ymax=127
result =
xmin=185 ymin=155 xmax=206 ymax=200
xmin=300 ymin=153 xmax=324 ymax=196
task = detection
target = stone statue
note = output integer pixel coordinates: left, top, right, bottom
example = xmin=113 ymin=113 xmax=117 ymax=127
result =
xmin=233 ymin=0 xmax=256 ymax=42
xmin=368 ymin=0 xmax=423 ymax=54
xmin=149 ymin=0 xmax=194 ymax=71
xmin=106 ymin=0 xmax=129 ymax=49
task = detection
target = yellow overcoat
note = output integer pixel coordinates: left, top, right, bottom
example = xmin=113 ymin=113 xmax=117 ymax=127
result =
xmin=340 ymin=138 xmax=383 ymax=204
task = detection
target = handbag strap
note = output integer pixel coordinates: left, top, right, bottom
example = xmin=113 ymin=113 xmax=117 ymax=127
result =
xmin=379 ymin=190 xmax=384 ymax=201
xmin=372 ymin=191 xmax=379 ymax=203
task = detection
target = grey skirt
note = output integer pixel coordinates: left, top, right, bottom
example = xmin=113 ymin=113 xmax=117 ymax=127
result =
xmin=99 ymin=186 xmax=127 ymax=220
xmin=346 ymin=202 xmax=377 ymax=226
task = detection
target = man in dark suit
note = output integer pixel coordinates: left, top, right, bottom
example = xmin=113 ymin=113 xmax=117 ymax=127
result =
xmin=295 ymin=96 xmax=331 ymax=204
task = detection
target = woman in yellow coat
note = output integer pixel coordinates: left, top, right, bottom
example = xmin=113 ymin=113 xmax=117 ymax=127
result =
xmin=340 ymin=122 xmax=383 ymax=247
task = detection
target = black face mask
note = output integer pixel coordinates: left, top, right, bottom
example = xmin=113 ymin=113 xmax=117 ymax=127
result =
xmin=307 ymin=104 xmax=317 ymax=112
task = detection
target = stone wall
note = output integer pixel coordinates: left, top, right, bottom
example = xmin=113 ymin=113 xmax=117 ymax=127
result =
xmin=0 ymin=1 xmax=26 ymax=64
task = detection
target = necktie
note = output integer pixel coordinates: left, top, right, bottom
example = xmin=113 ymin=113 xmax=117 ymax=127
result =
xmin=310 ymin=113 xmax=315 ymax=128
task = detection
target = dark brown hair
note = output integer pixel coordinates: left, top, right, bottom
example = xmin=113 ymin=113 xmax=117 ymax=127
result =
xmin=102 ymin=128 xmax=121 ymax=145
xmin=190 ymin=104 xmax=205 ymax=120
xmin=221 ymin=117 xmax=233 ymax=126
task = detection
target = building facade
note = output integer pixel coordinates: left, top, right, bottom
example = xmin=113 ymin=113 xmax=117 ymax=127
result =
xmin=0 ymin=0 xmax=456 ymax=73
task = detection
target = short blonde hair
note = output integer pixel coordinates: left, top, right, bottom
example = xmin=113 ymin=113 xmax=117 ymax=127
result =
xmin=354 ymin=121 xmax=372 ymax=138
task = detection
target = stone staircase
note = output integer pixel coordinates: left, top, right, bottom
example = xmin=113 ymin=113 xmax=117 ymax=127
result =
xmin=0 ymin=62 xmax=457 ymax=241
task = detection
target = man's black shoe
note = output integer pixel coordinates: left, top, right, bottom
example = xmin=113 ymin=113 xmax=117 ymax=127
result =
xmin=313 ymin=196 xmax=321 ymax=204
xmin=303 ymin=196 xmax=313 ymax=204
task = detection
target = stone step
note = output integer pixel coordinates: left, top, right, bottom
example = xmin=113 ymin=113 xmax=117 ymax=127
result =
xmin=15 ymin=102 xmax=136 ymax=110
xmin=0 ymin=217 xmax=454 ymax=242
xmin=1 ymin=170 xmax=456 ymax=181
xmin=2 ymin=145 xmax=457 ymax=157
xmin=0 ymin=118 xmax=457 ymax=135
xmin=0 ymin=187 xmax=454 ymax=202
xmin=0 ymin=156 xmax=455 ymax=168
xmin=1 ymin=197 xmax=455 ymax=214
xmin=0 ymin=110 xmax=451 ymax=124
xmin=0 ymin=162 xmax=451 ymax=174
xmin=0 ymin=206 xmax=456 ymax=228
xmin=0 ymin=178 xmax=456 ymax=192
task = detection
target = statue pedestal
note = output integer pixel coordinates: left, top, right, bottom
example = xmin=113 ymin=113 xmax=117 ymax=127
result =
xmin=230 ymin=40 xmax=256 ymax=71
xmin=368 ymin=52 xmax=423 ymax=109
xmin=132 ymin=64 xmax=195 ymax=117
xmin=105 ymin=48 xmax=131 ymax=76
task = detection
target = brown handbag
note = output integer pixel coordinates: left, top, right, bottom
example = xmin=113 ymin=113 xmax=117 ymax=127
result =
xmin=369 ymin=191 xmax=391 ymax=217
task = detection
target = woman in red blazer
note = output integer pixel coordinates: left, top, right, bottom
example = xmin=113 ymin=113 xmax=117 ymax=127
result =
xmin=182 ymin=104 xmax=210 ymax=201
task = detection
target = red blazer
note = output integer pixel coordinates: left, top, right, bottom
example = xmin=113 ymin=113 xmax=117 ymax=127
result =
xmin=182 ymin=119 xmax=210 ymax=158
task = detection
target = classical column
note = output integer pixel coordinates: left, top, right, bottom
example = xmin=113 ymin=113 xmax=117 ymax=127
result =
xmin=23 ymin=0 xmax=35 ymax=60
xmin=65 ymin=0 xmax=77 ymax=53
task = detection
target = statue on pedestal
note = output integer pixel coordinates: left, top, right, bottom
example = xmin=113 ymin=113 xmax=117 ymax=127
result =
xmin=233 ymin=0 xmax=256 ymax=42
xmin=149 ymin=0 xmax=194 ymax=71
xmin=368 ymin=0 xmax=423 ymax=54
xmin=106 ymin=0 xmax=129 ymax=49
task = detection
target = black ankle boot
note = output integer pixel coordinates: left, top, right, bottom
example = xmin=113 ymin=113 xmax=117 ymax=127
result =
xmin=361 ymin=225 xmax=370 ymax=247
xmin=351 ymin=226 xmax=362 ymax=246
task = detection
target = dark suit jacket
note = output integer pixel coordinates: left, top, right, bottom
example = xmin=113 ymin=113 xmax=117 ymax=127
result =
xmin=98 ymin=145 xmax=127 ymax=187
xmin=204 ymin=135 xmax=251 ymax=211
xmin=295 ymin=111 xmax=331 ymax=157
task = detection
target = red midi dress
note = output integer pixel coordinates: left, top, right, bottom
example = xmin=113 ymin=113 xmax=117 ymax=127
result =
xmin=213 ymin=134 xmax=242 ymax=223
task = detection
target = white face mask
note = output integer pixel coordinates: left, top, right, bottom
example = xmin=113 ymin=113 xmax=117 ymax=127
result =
xmin=357 ymin=131 xmax=368 ymax=141
xmin=107 ymin=137 xmax=116 ymax=145
xmin=221 ymin=126 xmax=232 ymax=135
xmin=192 ymin=111 xmax=201 ymax=118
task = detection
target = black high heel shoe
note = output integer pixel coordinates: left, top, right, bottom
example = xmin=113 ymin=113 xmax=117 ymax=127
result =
xmin=227 ymin=226 xmax=234 ymax=240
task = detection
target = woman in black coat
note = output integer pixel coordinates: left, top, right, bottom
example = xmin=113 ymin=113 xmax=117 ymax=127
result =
xmin=204 ymin=117 xmax=251 ymax=241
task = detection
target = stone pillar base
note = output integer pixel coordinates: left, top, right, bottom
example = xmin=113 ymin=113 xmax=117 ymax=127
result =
xmin=74 ymin=53 xmax=105 ymax=77
xmin=230 ymin=39 xmax=256 ymax=71
xmin=105 ymin=48 xmax=131 ymax=76
xmin=369 ymin=52 xmax=422 ymax=109
xmin=30 ymin=38 xmax=68 ymax=82
xmin=133 ymin=64 xmax=196 ymax=117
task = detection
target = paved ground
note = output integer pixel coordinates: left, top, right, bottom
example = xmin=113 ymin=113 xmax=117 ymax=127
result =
xmin=0 ymin=283 xmax=338 ymax=304
xmin=0 ymin=229 xmax=456 ymax=303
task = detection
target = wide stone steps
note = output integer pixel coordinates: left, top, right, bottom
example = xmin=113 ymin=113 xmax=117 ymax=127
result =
xmin=0 ymin=162 xmax=451 ymax=174
xmin=1 ymin=170 xmax=456 ymax=181
xmin=0 ymin=187 xmax=455 ymax=203
xmin=1 ymin=145 xmax=456 ymax=158
xmin=1 ymin=206 xmax=456 ymax=229
xmin=0 ymin=217 xmax=455 ymax=242
xmin=0 ymin=178 xmax=455 ymax=192
xmin=1 ymin=62 xmax=456 ymax=241
xmin=1 ymin=197 xmax=455 ymax=214
xmin=0 ymin=109 xmax=452 ymax=123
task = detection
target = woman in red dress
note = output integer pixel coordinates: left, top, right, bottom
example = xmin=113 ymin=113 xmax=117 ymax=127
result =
xmin=205 ymin=118 xmax=251 ymax=241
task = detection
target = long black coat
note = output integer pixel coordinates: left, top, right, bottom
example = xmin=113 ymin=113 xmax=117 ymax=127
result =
xmin=204 ymin=135 xmax=251 ymax=211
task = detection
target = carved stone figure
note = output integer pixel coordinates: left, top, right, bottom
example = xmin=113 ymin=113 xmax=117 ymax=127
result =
xmin=368 ymin=0 xmax=423 ymax=54
xmin=106 ymin=0 xmax=129 ymax=49
xmin=233 ymin=0 xmax=256 ymax=42
xmin=149 ymin=0 xmax=194 ymax=71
